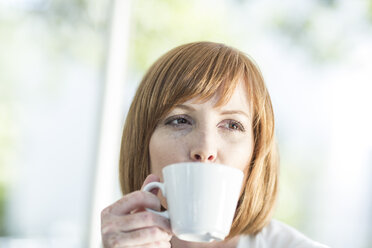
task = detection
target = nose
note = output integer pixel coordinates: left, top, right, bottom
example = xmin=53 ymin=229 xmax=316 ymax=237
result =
xmin=189 ymin=131 xmax=217 ymax=163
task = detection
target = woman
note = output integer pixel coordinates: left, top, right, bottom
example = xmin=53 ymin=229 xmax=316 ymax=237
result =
xmin=101 ymin=42 xmax=329 ymax=248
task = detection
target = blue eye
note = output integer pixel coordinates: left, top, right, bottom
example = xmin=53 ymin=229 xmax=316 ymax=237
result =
xmin=223 ymin=120 xmax=245 ymax=132
xmin=165 ymin=115 xmax=192 ymax=126
xmin=230 ymin=122 xmax=240 ymax=130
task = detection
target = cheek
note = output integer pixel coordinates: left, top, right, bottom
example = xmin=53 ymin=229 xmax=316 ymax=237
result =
xmin=224 ymin=136 xmax=254 ymax=172
xmin=149 ymin=134 xmax=166 ymax=179
xmin=232 ymin=139 xmax=254 ymax=195
xmin=149 ymin=130 xmax=186 ymax=179
xmin=238 ymin=144 xmax=253 ymax=170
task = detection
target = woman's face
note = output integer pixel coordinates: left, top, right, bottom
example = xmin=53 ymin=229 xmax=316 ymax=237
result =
xmin=149 ymin=81 xmax=254 ymax=184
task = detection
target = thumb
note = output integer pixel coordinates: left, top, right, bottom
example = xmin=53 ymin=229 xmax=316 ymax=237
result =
xmin=141 ymin=174 xmax=161 ymax=195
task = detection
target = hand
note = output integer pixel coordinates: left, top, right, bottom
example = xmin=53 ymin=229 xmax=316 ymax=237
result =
xmin=101 ymin=174 xmax=172 ymax=248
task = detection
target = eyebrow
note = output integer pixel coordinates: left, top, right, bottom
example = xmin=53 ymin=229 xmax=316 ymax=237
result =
xmin=220 ymin=110 xmax=250 ymax=119
xmin=174 ymin=105 xmax=250 ymax=119
xmin=173 ymin=104 xmax=196 ymax=111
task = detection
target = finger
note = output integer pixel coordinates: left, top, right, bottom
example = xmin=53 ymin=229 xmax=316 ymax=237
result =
xmin=103 ymin=191 xmax=161 ymax=216
xmin=141 ymin=174 xmax=160 ymax=195
xmin=102 ymin=211 xmax=171 ymax=235
xmin=105 ymin=240 xmax=171 ymax=248
xmin=128 ymin=241 xmax=171 ymax=248
xmin=131 ymin=175 xmax=162 ymax=214
xmin=132 ymin=174 xmax=161 ymax=214
xmin=105 ymin=227 xmax=172 ymax=247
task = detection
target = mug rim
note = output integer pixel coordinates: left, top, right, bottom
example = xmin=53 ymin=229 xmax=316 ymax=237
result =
xmin=162 ymin=162 xmax=244 ymax=176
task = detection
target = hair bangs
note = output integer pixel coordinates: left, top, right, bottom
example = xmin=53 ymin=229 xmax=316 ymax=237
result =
xmin=158 ymin=44 xmax=247 ymax=114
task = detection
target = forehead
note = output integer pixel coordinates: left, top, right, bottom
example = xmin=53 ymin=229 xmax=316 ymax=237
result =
xmin=221 ymin=81 xmax=250 ymax=110
xmin=183 ymin=80 xmax=251 ymax=112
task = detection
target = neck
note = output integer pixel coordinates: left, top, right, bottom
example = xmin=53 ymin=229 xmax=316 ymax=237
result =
xmin=170 ymin=235 xmax=240 ymax=248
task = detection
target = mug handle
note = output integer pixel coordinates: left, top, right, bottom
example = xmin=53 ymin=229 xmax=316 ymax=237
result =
xmin=142 ymin=182 xmax=170 ymax=219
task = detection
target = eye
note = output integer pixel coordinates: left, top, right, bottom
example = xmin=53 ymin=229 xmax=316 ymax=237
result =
xmin=165 ymin=115 xmax=192 ymax=126
xmin=220 ymin=120 xmax=245 ymax=132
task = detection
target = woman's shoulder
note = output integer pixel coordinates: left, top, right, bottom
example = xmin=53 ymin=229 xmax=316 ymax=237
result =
xmin=237 ymin=219 xmax=330 ymax=248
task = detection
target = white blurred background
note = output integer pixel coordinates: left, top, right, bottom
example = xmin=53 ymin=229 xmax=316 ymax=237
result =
xmin=0 ymin=0 xmax=371 ymax=247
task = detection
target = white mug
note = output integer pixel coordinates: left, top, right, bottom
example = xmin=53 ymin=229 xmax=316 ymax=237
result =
xmin=142 ymin=162 xmax=244 ymax=243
